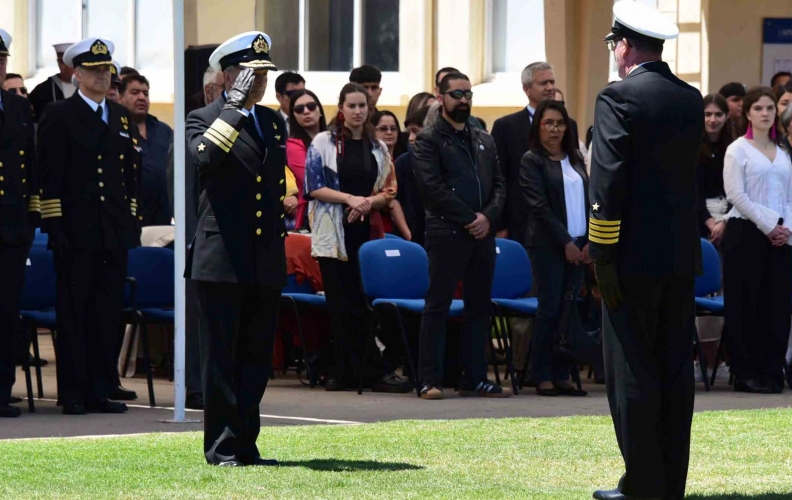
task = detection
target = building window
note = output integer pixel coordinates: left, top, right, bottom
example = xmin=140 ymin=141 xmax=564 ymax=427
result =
xmin=260 ymin=0 xmax=400 ymax=73
xmin=489 ymin=0 xmax=545 ymax=75
xmin=35 ymin=0 xmax=81 ymax=69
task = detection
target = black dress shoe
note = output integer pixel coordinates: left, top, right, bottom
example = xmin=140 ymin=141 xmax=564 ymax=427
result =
xmin=555 ymin=385 xmax=588 ymax=397
xmin=536 ymin=386 xmax=559 ymax=397
xmin=325 ymin=378 xmax=346 ymax=392
xmin=86 ymin=399 xmax=128 ymax=414
xmin=62 ymin=400 xmax=87 ymax=415
xmin=216 ymin=460 xmax=245 ymax=467
xmin=249 ymin=457 xmax=279 ymax=466
xmin=0 ymin=405 xmax=22 ymax=418
xmin=9 ymin=396 xmax=22 ymax=404
xmin=593 ymin=489 xmax=662 ymax=500
xmin=185 ymin=392 xmax=205 ymax=410
xmin=112 ymin=386 xmax=138 ymax=401
xmin=15 ymin=354 xmax=48 ymax=367
xmin=734 ymin=378 xmax=773 ymax=394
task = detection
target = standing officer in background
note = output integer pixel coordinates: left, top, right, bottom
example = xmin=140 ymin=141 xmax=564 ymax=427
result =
xmin=38 ymin=38 xmax=140 ymax=416
xmin=589 ymin=2 xmax=703 ymax=499
xmin=185 ymin=31 xmax=286 ymax=467
xmin=29 ymin=43 xmax=76 ymax=121
xmin=0 ymin=29 xmax=39 ymax=418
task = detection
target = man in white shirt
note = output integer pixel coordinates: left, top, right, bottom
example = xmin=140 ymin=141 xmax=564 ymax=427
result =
xmin=29 ymin=43 xmax=76 ymax=121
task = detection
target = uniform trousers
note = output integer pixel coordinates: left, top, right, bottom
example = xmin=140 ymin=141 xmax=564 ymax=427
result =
xmin=54 ymin=250 xmax=128 ymax=404
xmin=0 ymin=245 xmax=29 ymax=404
xmin=195 ymin=281 xmax=280 ymax=465
xmin=603 ymin=275 xmax=695 ymax=500
xmin=419 ymin=234 xmax=495 ymax=389
xmin=723 ymin=218 xmax=791 ymax=384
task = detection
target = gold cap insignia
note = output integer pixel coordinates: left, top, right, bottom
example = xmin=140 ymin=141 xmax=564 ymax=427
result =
xmin=252 ymin=34 xmax=269 ymax=54
xmin=91 ymin=40 xmax=109 ymax=56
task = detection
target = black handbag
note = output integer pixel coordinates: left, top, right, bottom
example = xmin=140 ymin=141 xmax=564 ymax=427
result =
xmin=553 ymin=264 xmax=604 ymax=367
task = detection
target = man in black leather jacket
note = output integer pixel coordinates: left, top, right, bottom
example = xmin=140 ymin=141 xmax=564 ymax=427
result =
xmin=412 ymin=72 xmax=508 ymax=400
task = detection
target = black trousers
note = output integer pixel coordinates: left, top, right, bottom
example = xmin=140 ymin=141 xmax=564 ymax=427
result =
xmin=723 ymin=218 xmax=791 ymax=384
xmin=419 ymin=234 xmax=495 ymax=389
xmin=54 ymin=250 xmax=128 ymax=404
xmin=603 ymin=275 xmax=695 ymax=499
xmin=528 ymin=239 xmax=585 ymax=384
xmin=185 ymin=279 xmax=203 ymax=394
xmin=0 ymin=245 xmax=29 ymax=405
xmin=195 ymin=280 xmax=280 ymax=465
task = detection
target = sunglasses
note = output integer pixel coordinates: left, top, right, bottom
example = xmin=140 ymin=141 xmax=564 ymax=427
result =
xmin=444 ymin=90 xmax=473 ymax=100
xmin=606 ymin=38 xmax=623 ymax=52
xmin=376 ymin=126 xmax=398 ymax=133
xmin=541 ymin=120 xmax=567 ymax=132
xmin=293 ymin=102 xmax=318 ymax=114
xmin=8 ymin=86 xmax=27 ymax=96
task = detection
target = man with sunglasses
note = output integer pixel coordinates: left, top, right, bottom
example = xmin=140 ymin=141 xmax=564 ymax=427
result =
xmin=0 ymin=29 xmax=39 ymax=419
xmin=274 ymin=71 xmax=304 ymax=134
xmin=413 ymin=72 xmax=507 ymax=400
xmin=589 ymin=2 xmax=703 ymax=499
xmin=2 ymin=73 xmax=27 ymax=98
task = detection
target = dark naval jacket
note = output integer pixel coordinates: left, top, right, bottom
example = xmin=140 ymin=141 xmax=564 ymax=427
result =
xmin=588 ymin=61 xmax=703 ymax=278
xmin=184 ymin=94 xmax=287 ymax=287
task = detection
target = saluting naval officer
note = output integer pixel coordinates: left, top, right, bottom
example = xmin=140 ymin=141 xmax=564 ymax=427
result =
xmin=38 ymin=38 xmax=141 ymax=416
xmin=0 ymin=29 xmax=39 ymax=418
xmin=185 ymin=31 xmax=286 ymax=467
xmin=589 ymin=2 xmax=704 ymax=500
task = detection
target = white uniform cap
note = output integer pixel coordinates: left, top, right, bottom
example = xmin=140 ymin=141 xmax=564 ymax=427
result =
xmin=53 ymin=43 xmax=75 ymax=55
xmin=63 ymin=38 xmax=115 ymax=68
xmin=0 ymin=29 xmax=12 ymax=56
xmin=605 ymin=0 xmax=679 ymax=42
xmin=209 ymin=31 xmax=277 ymax=72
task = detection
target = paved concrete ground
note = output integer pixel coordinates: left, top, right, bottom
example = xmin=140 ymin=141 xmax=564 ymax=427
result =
xmin=3 ymin=335 xmax=791 ymax=440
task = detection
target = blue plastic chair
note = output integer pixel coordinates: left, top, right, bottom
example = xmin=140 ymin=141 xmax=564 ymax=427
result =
xmin=19 ymin=246 xmax=58 ymax=409
xmin=123 ymin=247 xmax=175 ymax=407
xmin=384 ymin=233 xmax=403 ymax=240
xmin=32 ymin=228 xmax=48 ymax=248
xmin=359 ymin=238 xmax=464 ymax=396
xmin=695 ymin=238 xmax=726 ymax=390
xmin=491 ymin=238 xmax=538 ymax=395
xmin=281 ymin=274 xmax=326 ymax=387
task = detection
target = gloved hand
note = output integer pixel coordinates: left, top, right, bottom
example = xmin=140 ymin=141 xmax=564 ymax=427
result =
xmin=223 ymin=68 xmax=256 ymax=111
xmin=594 ymin=261 xmax=623 ymax=310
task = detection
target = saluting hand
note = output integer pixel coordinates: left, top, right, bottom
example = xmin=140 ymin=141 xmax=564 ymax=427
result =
xmin=223 ymin=68 xmax=256 ymax=111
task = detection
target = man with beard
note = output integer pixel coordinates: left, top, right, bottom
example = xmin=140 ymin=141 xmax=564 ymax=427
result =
xmin=29 ymin=43 xmax=76 ymax=121
xmin=186 ymin=31 xmax=286 ymax=466
xmin=38 ymin=38 xmax=141 ymax=415
xmin=412 ymin=72 xmax=508 ymax=400
xmin=590 ymin=1 xmax=703 ymax=498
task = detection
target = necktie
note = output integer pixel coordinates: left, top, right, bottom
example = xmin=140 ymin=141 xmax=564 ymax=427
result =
xmin=96 ymin=105 xmax=104 ymax=122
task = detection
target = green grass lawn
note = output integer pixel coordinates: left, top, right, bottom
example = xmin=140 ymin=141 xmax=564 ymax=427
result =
xmin=2 ymin=408 xmax=791 ymax=499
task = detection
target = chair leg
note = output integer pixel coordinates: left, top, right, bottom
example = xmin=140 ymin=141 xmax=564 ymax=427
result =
xmin=386 ymin=304 xmax=420 ymax=398
xmin=571 ymin=364 xmax=583 ymax=391
xmin=693 ymin=325 xmax=710 ymax=392
xmin=21 ymin=322 xmax=34 ymax=413
xmin=139 ymin=316 xmax=156 ymax=407
xmin=286 ymin=297 xmax=314 ymax=388
xmin=488 ymin=313 xmax=502 ymax=386
xmin=122 ymin=320 xmax=138 ymax=379
xmin=30 ymin=324 xmax=44 ymax=398
xmin=519 ymin=324 xmax=534 ymax=390
xmin=493 ymin=305 xmax=518 ymax=396
xmin=710 ymin=322 xmax=726 ymax=387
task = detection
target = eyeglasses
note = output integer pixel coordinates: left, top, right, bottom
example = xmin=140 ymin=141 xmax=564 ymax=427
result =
xmin=8 ymin=86 xmax=27 ymax=96
xmin=444 ymin=90 xmax=473 ymax=100
xmin=606 ymin=38 xmax=623 ymax=52
xmin=293 ymin=102 xmax=318 ymax=114
xmin=283 ymin=89 xmax=300 ymax=97
xmin=541 ymin=120 xmax=567 ymax=132
xmin=376 ymin=126 xmax=399 ymax=133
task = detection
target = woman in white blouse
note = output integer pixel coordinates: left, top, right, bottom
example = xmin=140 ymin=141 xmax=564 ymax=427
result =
xmin=519 ymin=100 xmax=590 ymax=397
xmin=723 ymin=86 xmax=792 ymax=394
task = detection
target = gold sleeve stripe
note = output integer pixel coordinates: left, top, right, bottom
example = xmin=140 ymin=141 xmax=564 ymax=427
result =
xmin=29 ymin=195 xmax=40 ymax=201
xmin=205 ymin=127 xmax=233 ymax=148
xmin=210 ymin=119 xmax=240 ymax=143
xmin=41 ymin=211 xmax=62 ymax=219
xmin=589 ymin=228 xmax=620 ymax=239
xmin=41 ymin=207 xmax=62 ymax=214
xmin=589 ymin=218 xmax=621 ymax=227
xmin=589 ymin=234 xmax=619 ymax=245
xmin=203 ymin=130 xmax=231 ymax=152
xmin=41 ymin=199 xmax=62 ymax=205
xmin=589 ymin=225 xmax=619 ymax=234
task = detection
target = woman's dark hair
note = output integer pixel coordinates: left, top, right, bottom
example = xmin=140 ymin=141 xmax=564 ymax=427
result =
xmin=741 ymin=86 xmax=780 ymax=144
xmin=288 ymin=89 xmax=327 ymax=150
xmin=406 ymin=92 xmax=434 ymax=119
xmin=371 ymin=110 xmax=401 ymax=134
xmin=528 ymin=99 xmax=583 ymax=165
xmin=700 ymin=94 xmax=733 ymax=162
xmin=331 ymin=83 xmax=374 ymax=142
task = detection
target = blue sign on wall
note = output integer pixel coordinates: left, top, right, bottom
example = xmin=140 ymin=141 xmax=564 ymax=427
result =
xmin=764 ymin=19 xmax=792 ymax=45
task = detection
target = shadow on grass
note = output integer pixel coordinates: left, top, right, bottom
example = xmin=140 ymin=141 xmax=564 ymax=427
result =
xmin=687 ymin=495 xmax=792 ymax=500
xmin=278 ymin=459 xmax=423 ymax=472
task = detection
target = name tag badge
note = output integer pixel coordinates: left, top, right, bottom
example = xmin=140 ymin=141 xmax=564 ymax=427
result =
xmin=119 ymin=131 xmax=130 ymax=138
